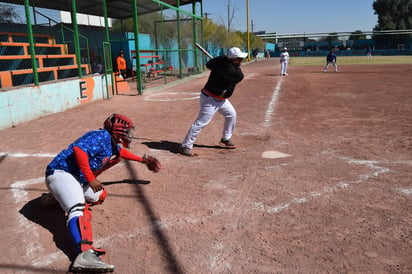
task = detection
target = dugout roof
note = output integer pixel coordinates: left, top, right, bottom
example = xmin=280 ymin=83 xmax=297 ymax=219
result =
xmin=4 ymin=0 xmax=200 ymax=19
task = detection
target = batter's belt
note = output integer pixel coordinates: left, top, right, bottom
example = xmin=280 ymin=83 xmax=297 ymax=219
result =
xmin=201 ymin=88 xmax=226 ymax=101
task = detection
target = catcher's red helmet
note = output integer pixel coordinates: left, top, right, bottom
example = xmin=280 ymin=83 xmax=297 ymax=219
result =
xmin=103 ymin=114 xmax=134 ymax=148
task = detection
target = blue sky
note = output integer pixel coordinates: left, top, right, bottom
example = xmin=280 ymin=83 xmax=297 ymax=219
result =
xmin=7 ymin=0 xmax=378 ymax=34
xmin=200 ymin=0 xmax=378 ymax=34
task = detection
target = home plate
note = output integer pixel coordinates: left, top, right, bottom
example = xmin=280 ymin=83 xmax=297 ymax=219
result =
xmin=262 ymin=150 xmax=291 ymax=159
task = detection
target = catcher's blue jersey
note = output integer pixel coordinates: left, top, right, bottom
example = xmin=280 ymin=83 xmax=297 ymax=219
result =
xmin=46 ymin=129 xmax=120 ymax=185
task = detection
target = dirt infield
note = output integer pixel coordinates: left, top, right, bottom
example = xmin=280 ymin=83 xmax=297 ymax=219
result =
xmin=0 ymin=58 xmax=411 ymax=273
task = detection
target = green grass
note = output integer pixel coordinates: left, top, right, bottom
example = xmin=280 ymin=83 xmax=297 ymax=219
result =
xmin=289 ymin=55 xmax=412 ymax=66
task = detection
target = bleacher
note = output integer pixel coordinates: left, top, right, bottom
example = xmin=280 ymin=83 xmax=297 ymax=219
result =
xmin=0 ymin=32 xmax=89 ymax=89
xmin=131 ymin=50 xmax=165 ymax=80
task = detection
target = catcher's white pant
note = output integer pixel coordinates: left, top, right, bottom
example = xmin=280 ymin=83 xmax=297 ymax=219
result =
xmin=280 ymin=61 xmax=288 ymax=75
xmin=324 ymin=62 xmax=338 ymax=72
xmin=182 ymin=92 xmax=236 ymax=149
xmin=46 ymin=170 xmax=103 ymax=222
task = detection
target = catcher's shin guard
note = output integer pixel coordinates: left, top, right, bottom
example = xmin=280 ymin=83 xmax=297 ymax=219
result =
xmin=68 ymin=203 xmax=104 ymax=254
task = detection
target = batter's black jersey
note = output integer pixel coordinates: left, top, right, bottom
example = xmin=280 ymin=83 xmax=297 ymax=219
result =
xmin=204 ymin=56 xmax=244 ymax=98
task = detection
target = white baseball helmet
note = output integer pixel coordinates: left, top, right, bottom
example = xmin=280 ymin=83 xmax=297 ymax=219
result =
xmin=228 ymin=47 xmax=248 ymax=59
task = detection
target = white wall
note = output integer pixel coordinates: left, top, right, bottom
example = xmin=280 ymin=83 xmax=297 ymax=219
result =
xmin=60 ymin=11 xmax=112 ymax=27
xmin=0 ymin=74 xmax=113 ymax=130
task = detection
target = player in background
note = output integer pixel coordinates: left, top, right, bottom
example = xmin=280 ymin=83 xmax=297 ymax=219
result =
xmin=44 ymin=114 xmax=161 ymax=273
xmin=279 ymin=47 xmax=289 ymax=76
xmin=252 ymin=48 xmax=259 ymax=62
xmin=116 ymin=50 xmax=127 ymax=79
xmin=178 ymin=47 xmax=248 ymax=156
xmin=323 ymin=50 xmax=338 ymax=72
xmin=366 ymin=46 xmax=372 ymax=59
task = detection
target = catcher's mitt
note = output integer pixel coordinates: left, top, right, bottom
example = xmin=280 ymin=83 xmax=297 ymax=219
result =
xmin=142 ymin=154 xmax=162 ymax=172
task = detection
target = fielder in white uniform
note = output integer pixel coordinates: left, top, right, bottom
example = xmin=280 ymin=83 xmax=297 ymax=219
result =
xmin=178 ymin=47 xmax=248 ymax=156
xmin=279 ymin=47 xmax=289 ymax=76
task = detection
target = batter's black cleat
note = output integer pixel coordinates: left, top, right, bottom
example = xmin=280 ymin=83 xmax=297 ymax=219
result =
xmin=178 ymin=145 xmax=196 ymax=156
xmin=71 ymin=249 xmax=114 ymax=273
xmin=219 ymin=138 xmax=237 ymax=149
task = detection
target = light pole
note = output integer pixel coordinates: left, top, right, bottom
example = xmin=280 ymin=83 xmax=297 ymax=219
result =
xmin=246 ymin=0 xmax=250 ymax=61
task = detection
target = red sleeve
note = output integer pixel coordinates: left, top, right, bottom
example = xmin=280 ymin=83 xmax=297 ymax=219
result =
xmin=120 ymin=147 xmax=143 ymax=162
xmin=73 ymin=146 xmax=96 ymax=183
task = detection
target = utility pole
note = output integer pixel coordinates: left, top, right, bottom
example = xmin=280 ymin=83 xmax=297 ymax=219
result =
xmin=203 ymin=12 xmax=211 ymax=19
xmin=246 ymin=0 xmax=250 ymax=61
xmin=227 ymin=1 xmax=230 ymax=32
xmin=226 ymin=0 xmax=235 ymax=32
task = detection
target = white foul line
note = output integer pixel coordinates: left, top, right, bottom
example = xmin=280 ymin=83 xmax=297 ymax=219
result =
xmin=0 ymin=152 xmax=55 ymax=158
xmin=251 ymin=157 xmax=391 ymax=214
xmin=144 ymin=92 xmax=199 ymax=102
xmin=264 ymin=77 xmax=284 ymax=128
xmin=11 ymin=177 xmax=45 ymax=261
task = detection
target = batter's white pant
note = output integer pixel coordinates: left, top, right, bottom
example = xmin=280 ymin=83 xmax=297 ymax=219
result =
xmin=182 ymin=92 xmax=236 ymax=149
xmin=280 ymin=61 xmax=288 ymax=75
xmin=46 ymin=170 xmax=103 ymax=222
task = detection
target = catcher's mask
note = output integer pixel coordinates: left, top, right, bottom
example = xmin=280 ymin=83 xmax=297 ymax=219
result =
xmin=103 ymin=114 xmax=134 ymax=148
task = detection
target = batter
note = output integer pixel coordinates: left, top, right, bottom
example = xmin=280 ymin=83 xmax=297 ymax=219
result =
xmin=179 ymin=47 xmax=248 ymax=156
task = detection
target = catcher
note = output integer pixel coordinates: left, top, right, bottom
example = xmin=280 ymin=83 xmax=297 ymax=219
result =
xmin=44 ymin=113 xmax=161 ymax=273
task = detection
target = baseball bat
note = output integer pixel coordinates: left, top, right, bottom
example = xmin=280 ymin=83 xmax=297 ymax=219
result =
xmin=195 ymin=43 xmax=213 ymax=59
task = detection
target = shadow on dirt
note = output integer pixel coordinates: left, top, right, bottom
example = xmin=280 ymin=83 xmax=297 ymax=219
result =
xmin=103 ymin=179 xmax=151 ymax=186
xmin=142 ymin=140 xmax=231 ymax=153
xmin=124 ymin=160 xmax=185 ymax=274
xmin=0 ymin=154 xmax=7 ymax=164
xmin=19 ymin=195 xmax=78 ymax=261
xmin=141 ymin=140 xmax=180 ymax=153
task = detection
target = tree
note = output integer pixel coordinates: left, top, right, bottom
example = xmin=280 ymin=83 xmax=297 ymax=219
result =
xmin=111 ymin=9 xmax=252 ymax=54
xmin=349 ymin=30 xmax=367 ymax=40
xmin=319 ymin=33 xmax=339 ymax=42
xmin=112 ymin=12 xmax=164 ymax=36
xmin=372 ymin=0 xmax=412 ymax=48
xmin=227 ymin=31 xmax=245 ymax=48
xmin=0 ymin=4 xmax=22 ymax=23
xmin=238 ymin=31 xmax=264 ymax=50
xmin=373 ymin=0 xmax=412 ymax=30
xmin=204 ymin=19 xmax=230 ymax=48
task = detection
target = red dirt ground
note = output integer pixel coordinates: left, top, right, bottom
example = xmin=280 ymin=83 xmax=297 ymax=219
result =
xmin=0 ymin=58 xmax=411 ymax=273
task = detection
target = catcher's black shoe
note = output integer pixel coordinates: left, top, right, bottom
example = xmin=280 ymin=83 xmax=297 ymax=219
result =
xmin=219 ymin=138 xmax=237 ymax=149
xmin=178 ymin=145 xmax=196 ymax=156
